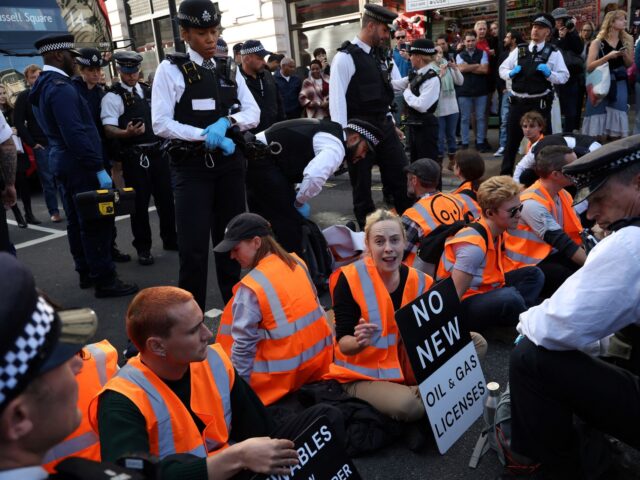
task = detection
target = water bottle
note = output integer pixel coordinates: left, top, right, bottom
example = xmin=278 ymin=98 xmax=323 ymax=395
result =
xmin=483 ymin=381 xmax=500 ymax=429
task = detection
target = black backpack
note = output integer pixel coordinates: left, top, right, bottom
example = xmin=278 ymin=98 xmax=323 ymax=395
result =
xmin=417 ymin=217 xmax=488 ymax=265
xmin=300 ymin=218 xmax=333 ymax=293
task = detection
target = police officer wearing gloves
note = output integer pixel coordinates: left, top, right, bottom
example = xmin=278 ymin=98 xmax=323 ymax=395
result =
xmin=329 ymin=4 xmax=412 ymax=229
xmin=151 ymin=0 xmax=260 ymax=308
xmin=0 ymin=253 xmax=142 ymax=479
xmin=508 ymin=134 xmax=640 ymax=479
xmin=498 ymin=13 xmax=569 ymax=175
xmin=245 ymin=117 xmax=382 ymax=256
xmin=101 ymin=51 xmax=177 ymax=267
xmin=29 ymin=35 xmax=138 ymax=298
xmin=391 ymin=39 xmax=441 ymax=167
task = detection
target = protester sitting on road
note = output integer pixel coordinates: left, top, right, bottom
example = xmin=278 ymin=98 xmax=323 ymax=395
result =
xmin=214 ymin=213 xmax=333 ymax=406
xmin=510 ymin=111 xmax=545 ymax=186
xmin=504 ymin=145 xmax=586 ymax=298
xmin=449 ymin=149 xmax=485 ymax=219
xmin=325 ymin=209 xmax=487 ymax=423
xmin=437 ymin=176 xmax=544 ymax=332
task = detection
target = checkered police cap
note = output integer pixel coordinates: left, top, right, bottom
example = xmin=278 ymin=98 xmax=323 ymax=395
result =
xmin=177 ymin=0 xmax=221 ymax=28
xmin=345 ymin=119 xmax=383 ymax=147
xmin=410 ymin=39 xmax=436 ymax=56
xmin=240 ymin=40 xmax=272 ymax=57
xmin=363 ymin=4 xmax=397 ymax=26
xmin=34 ymin=34 xmax=79 ymax=55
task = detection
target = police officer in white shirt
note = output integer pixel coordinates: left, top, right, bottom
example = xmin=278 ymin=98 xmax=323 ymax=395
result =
xmin=508 ymin=135 xmax=640 ymax=478
xmin=498 ymin=13 xmax=569 ymax=175
xmin=151 ymin=0 xmax=259 ymax=309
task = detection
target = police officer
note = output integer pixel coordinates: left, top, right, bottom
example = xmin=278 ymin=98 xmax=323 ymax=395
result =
xmin=29 ymin=35 xmax=137 ymax=297
xmin=101 ymin=51 xmax=177 ymax=266
xmin=245 ymin=118 xmax=382 ymax=255
xmin=499 ymin=13 xmax=569 ymax=175
xmin=329 ymin=4 xmax=412 ymax=229
xmin=151 ymin=0 xmax=260 ymax=309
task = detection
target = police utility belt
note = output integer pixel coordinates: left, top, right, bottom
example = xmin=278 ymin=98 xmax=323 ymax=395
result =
xmin=161 ymin=139 xmax=219 ymax=168
xmin=509 ymin=91 xmax=554 ymax=109
xmin=123 ymin=141 xmax=162 ymax=169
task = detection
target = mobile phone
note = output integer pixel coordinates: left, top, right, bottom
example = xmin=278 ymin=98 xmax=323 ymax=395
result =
xmin=131 ymin=117 xmax=144 ymax=125
xmin=401 ymin=43 xmax=410 ymax=51
xmin=619 ymin=46 xmax=627 ymax=51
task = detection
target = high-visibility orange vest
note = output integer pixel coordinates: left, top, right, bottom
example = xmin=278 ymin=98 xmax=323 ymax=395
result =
xmin=451 ymin=181 xmax=481 ymax=220
xmin=216 ymin=253 xmax=332 ymax=406
xmin=437 ymin=217 xmax=505 ymax=300
xmin=89 ymin=344 xmax=234 ymax=459
xmin=324 ymin=256 xmax=433 ymax=383
xmin=43 ymin=340 xmax=119 ymax=473
xmin=402 ymin=192 xmax=466 ymax=267
xmin=504 ymin=180 xmax=583 ymax=270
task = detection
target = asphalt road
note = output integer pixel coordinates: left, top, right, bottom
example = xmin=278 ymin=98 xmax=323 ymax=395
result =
xmin=9 ymin=146 xmax=513 ymax=479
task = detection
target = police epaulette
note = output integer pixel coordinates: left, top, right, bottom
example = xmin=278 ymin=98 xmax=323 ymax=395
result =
xmin=167 ymin=52 xmax=191 ymax=65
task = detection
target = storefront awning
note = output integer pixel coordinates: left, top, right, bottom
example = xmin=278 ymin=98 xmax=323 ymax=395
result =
xmin=405 ymin=0 xmax=493 ymax=13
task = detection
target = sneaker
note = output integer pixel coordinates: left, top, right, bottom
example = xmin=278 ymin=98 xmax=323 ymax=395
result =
xmin=138 ymin=251 xmax=155 ymax=266
xmin=111 ymin=246 xmax=131 ymax=263
xmin=95 ymin=278 xmax=139 ymax=298
xmin=50 ymin=213 xmax=63 ymax=223
xmin=493 ymin=146 xmax=505 ymax=157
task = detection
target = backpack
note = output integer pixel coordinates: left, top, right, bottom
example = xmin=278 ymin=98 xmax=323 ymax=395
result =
xmin=417 ymin=217 xmax=487 ymax=265
xmin=300 ymin=218 xmax=334 ymax=293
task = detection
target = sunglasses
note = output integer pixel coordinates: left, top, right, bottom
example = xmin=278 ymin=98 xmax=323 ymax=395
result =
xmin=395 ymin=35 xmax=406 ymax=39
xmin=504 ymin=204 xmax=523 ymax=217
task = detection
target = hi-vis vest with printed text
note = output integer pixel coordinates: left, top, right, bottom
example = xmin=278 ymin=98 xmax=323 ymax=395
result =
xmin=216 ymin=253 xmax=332 ymax=405
xmin=43 ymin=340 xmax=119 ymax=473
xmin=324 ymin=256 xmax=433 ymax=383
xmin=89 ymin=344 xmax=234 ymax=459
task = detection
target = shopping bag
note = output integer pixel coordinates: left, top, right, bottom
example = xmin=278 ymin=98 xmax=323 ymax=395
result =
xmin=586 ymin=63 xmax=610 ymax=106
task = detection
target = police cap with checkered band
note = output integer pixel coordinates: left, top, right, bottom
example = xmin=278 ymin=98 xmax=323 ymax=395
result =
xmin=563 ymin=134 xmax=640 ymax=204
xmin=0 ymin=254 xmax=97 ymax=411
xmin=345 ymin=119 xmax=383 ymax=151
xmin=76 ymin=47 xmax=109 ymax=68
xmin=363 ymin=4 xmax=397 ymax=26
xmin=34 ymin=34 xmax=80 ymax=56
xmin=177 ymin=0 xmax=221 ymax=29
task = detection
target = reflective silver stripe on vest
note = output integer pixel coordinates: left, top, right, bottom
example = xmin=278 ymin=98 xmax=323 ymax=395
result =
xmin=292 ymin=256 xmax=318 ymax=297
xmin=206 ymin=347 xmax=233 ymax=437
xmin=219 ymin=323 xmax=232 ymax=336
xmin=459 ymin=194 xmax=480 ymax=218
xmin=116 ymin=365 xmax=206 ymax=458
xmin=258 ymin=306 xmax=326 ymax=340
xmin=334 ymin=359 xmax=402 ymax=380
xmin=354 ymin=261 xmax=396 ymax=349
xmin=507 ymin=228 xmax=547 ymax=244
xmin=42 ymin=430 xmax=99 ymax=464
xmin=412 ymin=202 xmax=438 ymax=231
xmin=247 ymin=269 xmax=288 ymax=328
xmin=85 ymin=343 xmax=108 ymax=386
xmin=505 ymin=248 xmax=541 ymax=266
xmin=252 ymin=333 xmax=333 ymax=373
xmin=417 ymin=271 xmax=426 ymax=294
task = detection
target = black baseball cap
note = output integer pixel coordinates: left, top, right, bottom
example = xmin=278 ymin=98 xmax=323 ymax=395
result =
xmin=213 ymin=213 xmax=273 ymax=253
xmin=404 ymin=158 xmax=441 ymax=184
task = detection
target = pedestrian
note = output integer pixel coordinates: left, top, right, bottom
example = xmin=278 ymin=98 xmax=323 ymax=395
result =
xmin=498 ymin=13 xmax=569 ymax=174
xmin=299 ymin=59 xmax=330 ymax=119
xmin=434 ymin=38 xmax=463 ymax=168
xmin=151 ymin=0 xmax=260 ymax=309
xmin=495 ymin=30 xmax=523 ymax=157
xmin=0 ymin=114 xmax=16 ymax=253
xmin=266 ymin=53 xmax=284 ymax=73
xmin=101 ymin=51 xmax=178 ymax=266
xmin=582 ymin=9 xmax=633 ymax=142
xmin=329 ymin=4 xmax=412 ymax=228
xmin=29 ymin=34 xmax=137 ymax=297
xmin=274 ymin=57 xmax=303 ymax=119
xmin=313 ymin=47 xmax=330 ymax=75
xmin=391 ymin=29 xmax=411 ymax=126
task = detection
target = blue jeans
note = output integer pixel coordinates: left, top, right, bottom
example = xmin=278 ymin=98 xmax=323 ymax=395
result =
xmin=33 ymin=146 xmax=62 ymax=215
xmin=460 ymin=266 xmax=544 ymax=331
xmin=438 ymin=112 xmax=459 ymax=155
xmin=458 ymin=95 xmax=487 ymax=145
xmin=499 ymin=91 xmax=512 ymax=149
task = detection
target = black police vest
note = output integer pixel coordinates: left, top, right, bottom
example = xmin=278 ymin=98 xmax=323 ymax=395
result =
xmin=457 ymin=49 xmax=488 ymax=97
xmin=264 ymin=118 xmax=345 ymax=183
xmin=339 ymin=42 xmax=394 ymax=123
xmin=109 ymin=82 xmax=158 ymax=146
xmin=239 ymin=67 xmax=280 ymax=134
xmin=406 ymin=69 xmax=440 ymax=123
xmin=512 ymin=43 xmax=556 ymax=95
xmin=169 ymin=53 xmax=238 ymax=129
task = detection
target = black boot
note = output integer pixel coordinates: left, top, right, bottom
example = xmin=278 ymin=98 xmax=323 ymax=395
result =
xmin=12 ymin=206 xmax=27 ymax=228
xmin=24 ymin=207 xmax=42 ymax=225
xmin=95 ymin=277 xmax=139 ymax=298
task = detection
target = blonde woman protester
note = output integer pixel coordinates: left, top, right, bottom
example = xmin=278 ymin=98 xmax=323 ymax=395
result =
xmin=215 ymin=213 xmax=333 ymax=406
xmin=434 ymin=42 xmax=464 ymax=166
xmin=582 ymin=10 xmax=633 ymax=141
xmin=325 ymin=209 xmax=487 ymax=424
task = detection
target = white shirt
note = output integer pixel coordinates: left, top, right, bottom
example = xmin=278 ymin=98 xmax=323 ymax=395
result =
xmin=42 ymin=64 xmax=68 ymax=77
xmin=255 ymin=130 xmax=345 ymax=204
xmin=0 ymin=111 xmax=12 ymax=143
xmin=0 ymin=466 xmax=48 ymax=480
xmin=391 ymin=64 xmax=440 ymax=113
xmin=151 ymin=47 xmax=260 ymax=141
xmin=100 ymin=82 xmax=144 ymax=127
xmin=517 ymin=226 xmax=640 ymax=350
xmin=499 ymin=41 xmax=569 ymax=96
xmin=329 ymin=36 xmax=401 ymax=128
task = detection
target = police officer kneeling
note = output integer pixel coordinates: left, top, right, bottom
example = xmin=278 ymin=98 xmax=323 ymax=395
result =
xmin=509 ymin=135 xmax=640 ymax=478
xmin=0 ymin=253 xmax=142 ymax=479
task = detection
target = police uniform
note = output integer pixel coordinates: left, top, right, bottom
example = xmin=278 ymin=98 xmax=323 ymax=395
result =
xmin=151 ymin=0 xmax=260 ymax=308
xmin=101 ymin=51 xmax=177 ymax=265
xmin=510 ymin=135 xmax=640 ymax=478
xmin=29 ymin=35 xmax=137 ymax=297
xmin=498 ymin=13 xmax=569 ymax=175
xmin=329 ymin=4 xmax=412 ymax=228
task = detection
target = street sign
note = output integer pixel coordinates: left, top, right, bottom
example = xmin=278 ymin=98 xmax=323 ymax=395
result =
xmin=395 ymin=277 xmax=488 ymax=454
xmin=406 ymin=0 xmax=492 ymax=13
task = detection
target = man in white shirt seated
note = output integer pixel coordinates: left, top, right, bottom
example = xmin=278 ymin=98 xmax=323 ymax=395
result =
xmin=508 ymin=134 xmax=640 ymax=478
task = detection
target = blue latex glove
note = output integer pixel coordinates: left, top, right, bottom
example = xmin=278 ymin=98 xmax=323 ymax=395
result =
xmin=96 ymin=169 xmax=113 ymax=189
xmin=295 ymin=202 xmax=311 ymax=219
xmin=219 ymin=137 xmax=236 ymax=156
xmin=508 ymin=65 xmax=522 ymax=78
xmin=200 ymin=117 xmax=231 ymax=150
xmin=536 ymin=63 xmax=551 ymax=78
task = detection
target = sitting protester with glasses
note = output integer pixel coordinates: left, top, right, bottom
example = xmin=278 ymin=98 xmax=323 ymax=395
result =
xmin=437 ymin=176 xmax=544 ymax=332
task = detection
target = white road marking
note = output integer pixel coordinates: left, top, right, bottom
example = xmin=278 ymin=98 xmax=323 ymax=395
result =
xmin=204 ymin=308 xmax=223 ymax=319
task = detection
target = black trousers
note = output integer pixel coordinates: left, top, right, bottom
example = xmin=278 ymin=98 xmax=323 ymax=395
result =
xmin=121 ymin=149 xmax=177 ymax=253
xmin=500 ymin=95 xmax=553 ymax=175
xmin=510 ymin=337 xmax=640 ymax=478
xmin=0 ymin=201 xmax=10 ymax=253
xmin=408 ymin=114 xmax=440 ymax=163
xmin=246 ymin=157 xmax=303 ymax=257
xmin=347 ymin=117 xmax=412 ymax=228
xmin=171 ymin=150 xmax=246 ymax=310
xmin=537 ymin=252 xmax=580 ymax=299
